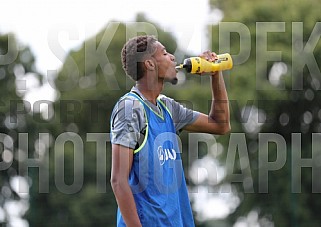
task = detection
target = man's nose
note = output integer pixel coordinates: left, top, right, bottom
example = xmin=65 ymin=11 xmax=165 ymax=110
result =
xmin=170 ymin=54 xmax=175 ymax=61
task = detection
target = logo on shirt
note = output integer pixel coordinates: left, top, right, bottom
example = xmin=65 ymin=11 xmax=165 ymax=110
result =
xmin=157 ymin=146 xmax=177 ymax=165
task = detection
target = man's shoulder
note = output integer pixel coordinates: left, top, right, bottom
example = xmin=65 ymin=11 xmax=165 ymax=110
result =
xmin=115 ymin=92 xmax=144 ymax=109
xmin=158 ymin=94 xmax=175 ymax=105
xmin=111 ymin=93 xmax=146 ymax=121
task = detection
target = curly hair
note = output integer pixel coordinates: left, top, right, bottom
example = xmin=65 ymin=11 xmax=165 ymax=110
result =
xmin=121 ymin=35 xmax=158 ymax=81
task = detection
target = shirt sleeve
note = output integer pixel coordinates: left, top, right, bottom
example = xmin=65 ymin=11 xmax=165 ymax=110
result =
xmin=160 ymin=95 xmax=200 ymax=133
xmin=110 ymin=97 xmax=146 ymax=149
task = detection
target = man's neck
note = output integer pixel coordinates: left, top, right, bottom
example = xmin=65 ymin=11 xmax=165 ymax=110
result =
xmin=135 ymin=79 xmax=163 ymax=105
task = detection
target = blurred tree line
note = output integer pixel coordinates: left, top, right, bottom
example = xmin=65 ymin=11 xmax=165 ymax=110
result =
xmin=0 ymin=33 xmax=43 ymax=226
xmin=1 ymin=0 xmax=321 ymax=226
xmin=208 ymin=0 xmax=321 ymax=226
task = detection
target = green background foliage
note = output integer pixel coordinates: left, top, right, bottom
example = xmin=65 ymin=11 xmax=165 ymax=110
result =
xmin=1 ymin=0 xmax=321 ymax=226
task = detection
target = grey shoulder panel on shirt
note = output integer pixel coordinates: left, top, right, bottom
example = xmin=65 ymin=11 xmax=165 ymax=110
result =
xmin=110 ymin=94 xmax=146 ymax=149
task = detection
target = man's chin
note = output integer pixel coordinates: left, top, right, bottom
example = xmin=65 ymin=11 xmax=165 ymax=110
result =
xmin=165 ymin=77 xmax=178 ymax=85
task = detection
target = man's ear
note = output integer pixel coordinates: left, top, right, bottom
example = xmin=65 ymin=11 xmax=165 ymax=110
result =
xmin=144 ymin=59 xmax=155 ymax=71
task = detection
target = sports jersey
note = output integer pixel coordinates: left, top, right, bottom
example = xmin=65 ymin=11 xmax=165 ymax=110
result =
xmin=111 ymin=91 xmax=196 ymax=227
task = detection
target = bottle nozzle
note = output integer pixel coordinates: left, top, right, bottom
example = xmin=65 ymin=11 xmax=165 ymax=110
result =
xmin=175 ymin=64 xmax=184 ymax=70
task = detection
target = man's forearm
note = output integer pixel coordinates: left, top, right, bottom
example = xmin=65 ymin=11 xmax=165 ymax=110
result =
xmin=112 ymin=181 xmax=142 ymax=227
xmin=209 ymin=72 xmax=230 ymax=131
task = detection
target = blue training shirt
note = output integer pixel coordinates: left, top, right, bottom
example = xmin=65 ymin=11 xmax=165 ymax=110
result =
xmin=114 ymin=92 xmax=195 ymax=227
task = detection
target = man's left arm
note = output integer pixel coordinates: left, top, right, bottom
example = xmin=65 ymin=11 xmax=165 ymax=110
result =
xmin=183 ymin=52 xmax=230 ymax=135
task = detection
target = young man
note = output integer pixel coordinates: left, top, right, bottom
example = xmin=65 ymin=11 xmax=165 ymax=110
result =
xmin=110 ymin=35 xmax=230 ymax=227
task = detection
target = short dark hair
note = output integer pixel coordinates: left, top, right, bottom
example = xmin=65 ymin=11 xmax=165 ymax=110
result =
xmin=121 ymin=35 xmax=158 ymax=81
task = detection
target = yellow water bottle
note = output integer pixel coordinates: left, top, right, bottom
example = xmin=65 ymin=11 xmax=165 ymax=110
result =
xmin=176 ymin=53 xmax=233 ymax=74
